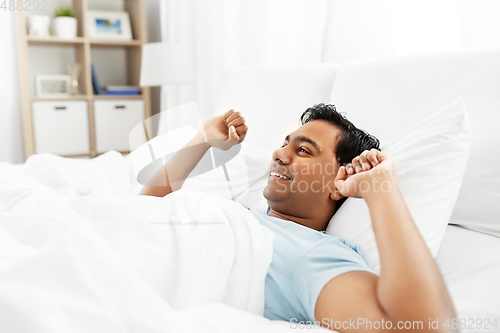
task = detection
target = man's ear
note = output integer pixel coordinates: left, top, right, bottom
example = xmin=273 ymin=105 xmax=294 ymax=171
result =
xmin=329 ymin=180 xmax=345 ymax=201
xmin=329 ymin=164 xmax=345 ymax=202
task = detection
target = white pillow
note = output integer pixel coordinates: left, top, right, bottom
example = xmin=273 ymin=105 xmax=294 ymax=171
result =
xmin=213 ymin=63 xmax=340 ymax=150
xmin=326 ymin=99 xmax=471 ymax=272
xmin=329 ymin=49 xmax=500 ymax=238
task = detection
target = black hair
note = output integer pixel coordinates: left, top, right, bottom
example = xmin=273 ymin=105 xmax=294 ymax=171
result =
xmin=300 ymin=103 xmax=380 ymax=208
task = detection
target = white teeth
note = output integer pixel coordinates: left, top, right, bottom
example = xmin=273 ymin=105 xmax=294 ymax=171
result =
xmin=270 ymin=172 xmax=291 ymax=180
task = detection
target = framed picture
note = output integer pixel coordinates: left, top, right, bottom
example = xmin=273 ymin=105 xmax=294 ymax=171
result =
xmin=87 ymin=10 xmax=133 ymax=40
xmin=35 ymin=75 xmax=72 ymax=97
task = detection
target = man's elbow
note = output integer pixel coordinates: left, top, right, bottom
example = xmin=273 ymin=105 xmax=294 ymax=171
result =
xmin=139 ymin=185 xmax=172 ymax=197
xmin=383 ymin=306 xmax=458 ymax=333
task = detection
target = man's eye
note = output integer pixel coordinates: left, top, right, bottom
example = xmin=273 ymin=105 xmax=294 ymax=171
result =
xmin=298 ymin=147 xmax=311 ymax=155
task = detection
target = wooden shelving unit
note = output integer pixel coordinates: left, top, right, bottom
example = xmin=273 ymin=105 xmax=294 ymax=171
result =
xmin=27 ymin=36 xmax=87 ymax=45
xmin=16 ymin=0 xmax=151 ymax=160
xmin=90 ymin=39 xmax=143 ymax=46
xmin=93 ymin=95 xmax=144 ymax=100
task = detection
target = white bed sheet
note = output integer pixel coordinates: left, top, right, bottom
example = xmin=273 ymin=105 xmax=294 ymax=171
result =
xmin=1 ymin=152 xmax=331 ymax=332
xmin=436 ymin=225 xmax=500 ymax=332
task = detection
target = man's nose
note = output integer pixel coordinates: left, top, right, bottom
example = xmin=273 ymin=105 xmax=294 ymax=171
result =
xmin=272 ymin=147 xmax=290 ymax=165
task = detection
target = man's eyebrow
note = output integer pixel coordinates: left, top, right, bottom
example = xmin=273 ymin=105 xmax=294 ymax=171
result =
xmin=284 ymin=134 xmax=321 ymax=153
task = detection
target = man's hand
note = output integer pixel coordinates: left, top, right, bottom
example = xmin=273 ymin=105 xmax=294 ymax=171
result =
xmin=334 ymin=148 xmax=397 ymax=199
xmin=202 ymin=110 xmax=248 ymax=151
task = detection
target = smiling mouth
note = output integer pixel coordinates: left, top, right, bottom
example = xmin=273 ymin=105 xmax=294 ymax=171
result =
xmin=269 ymin=171 xmax=292 ymax=180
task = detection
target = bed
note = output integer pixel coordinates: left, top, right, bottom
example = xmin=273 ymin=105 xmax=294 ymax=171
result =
xmin=1 ymin=48 xmax=499 ymax=332
xmin=437 ymin=225 xmax=500 ymax=327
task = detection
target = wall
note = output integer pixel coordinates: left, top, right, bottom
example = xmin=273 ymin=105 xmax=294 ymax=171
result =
xmin=322 ymin=0 xmax=500 ymax=64
xmin=0 ymin=11 xmax=23 ymax=164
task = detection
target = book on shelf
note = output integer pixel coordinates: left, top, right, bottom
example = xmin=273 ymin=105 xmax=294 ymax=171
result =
xmin=105 ymin=90 xmax=140 ymax=95
xmin=104 ymin=85 xmax=140 ymax=95
xmin=106 ymin=85 xmax=140 ymax=91
xmin=91 ymin=64 xmax=102 ymax=95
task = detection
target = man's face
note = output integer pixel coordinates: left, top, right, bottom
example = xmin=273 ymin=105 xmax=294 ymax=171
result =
xmin=263 ymin=120 xmax=343 ymax=215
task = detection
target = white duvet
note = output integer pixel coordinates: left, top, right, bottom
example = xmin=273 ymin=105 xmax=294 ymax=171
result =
xmin=0 ymin=152 xmax=295 ymax=333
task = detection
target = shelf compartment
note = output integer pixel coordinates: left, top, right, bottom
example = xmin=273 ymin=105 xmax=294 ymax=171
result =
xmin=28 ymin=43 xmax=92 ymax=96
xmin=90 ymin=45 xmax=143 ymax=92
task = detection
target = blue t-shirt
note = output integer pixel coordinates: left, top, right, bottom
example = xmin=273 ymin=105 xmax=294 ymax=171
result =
xmin=246 ymin=206 xmax=375 ymax=323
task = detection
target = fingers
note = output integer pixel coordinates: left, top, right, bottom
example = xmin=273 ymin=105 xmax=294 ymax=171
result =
xmin=224 ymin=109 xmax=235 ymax=119
xmin=334 ymin=165 xmax=349 ymax=197
xmin=345 ymin=149 xmax=382 ymax=175
xmin=228 ymin=125 xmax=240 ymax=142
xmin=335 ymin=165 xmax=347 ymax=182
xmin=359 ymin=150 xmax=378 ymax=170
xmin=366 ymin=149 xmax=380 ymax=167
xmin=227 ymin=116 xmax=245 ymax=128
xmin=372 ymin=148 xmax=387 ymax=163
xmin=237 ymin=125 xmax=248 ymax=142
xmin=352 ymin=156 xmax=363 ymax=173
xmin=229 ymin=121 xmax=247 ymax=135
xmin=225 ymin=110 xmax=248 ymax=142
xmin=345 ymin=163 xmax=355 ymax=176
xmin=225 ymin=110 xmax=241 ymax=124
xmin=229 ymin=122 xmax=247 ymax=142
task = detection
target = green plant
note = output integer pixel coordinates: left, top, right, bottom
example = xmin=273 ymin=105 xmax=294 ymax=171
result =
xmin=54 ymin=6 xmax=74 ymax=17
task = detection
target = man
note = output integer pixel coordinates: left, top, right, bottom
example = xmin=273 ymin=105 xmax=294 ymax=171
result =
xmin=140 ymin=104 xmax=457 ymax=332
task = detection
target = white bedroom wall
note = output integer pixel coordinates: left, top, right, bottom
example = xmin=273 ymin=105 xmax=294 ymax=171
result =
xmin=457 ymin=0 xmax=500 ymax=49
xmin=0 ymin=11 xmax=23 ymax=164
xmin=322 ymin=0 xmax=500 ymax=64
xmin=321 ymin=0 xmax=395 ymax=64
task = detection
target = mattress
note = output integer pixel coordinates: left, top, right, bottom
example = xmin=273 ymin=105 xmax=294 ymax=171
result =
xmin=436 ymin=225 xmax=500 ymax=332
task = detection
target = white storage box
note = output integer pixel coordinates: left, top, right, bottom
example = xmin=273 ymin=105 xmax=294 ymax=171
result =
xmin=32 ymin=100 xmax=90 ymax=155
xmin=93 ymin=100 xmax=145 ymax=153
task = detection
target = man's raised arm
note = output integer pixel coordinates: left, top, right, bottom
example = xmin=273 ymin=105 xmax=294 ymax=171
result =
xmin=139 ymin=110 xmax=248 ymax=197
xmin=315 ymin=149 xmax=457 ymax=332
